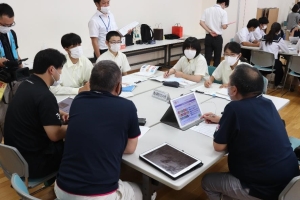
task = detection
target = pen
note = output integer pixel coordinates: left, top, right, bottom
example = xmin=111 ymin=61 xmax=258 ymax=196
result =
xmin=195 ymin=90 xmax=204 ymax=94
xmin=135 ymin=81 xmax=141 ymax=84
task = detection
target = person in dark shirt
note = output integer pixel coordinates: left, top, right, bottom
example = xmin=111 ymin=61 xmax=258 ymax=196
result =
xmin=4 ymin=49 xmax=68 ymax=178
xmin=55 ymin=60 xmax=142 ymax=200
xmin=201 ymin=64 xmax=299 ymax=200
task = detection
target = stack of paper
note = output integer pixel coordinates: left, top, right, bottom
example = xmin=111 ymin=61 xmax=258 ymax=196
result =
xmin=150 ymin=75 xmax=197 ymax=88
xmin=135 ymin=65 xmax=159 ymax=77
xmin=190 ymin=122 xmax=218 ymax=138
xmin=191 ymin=84 xmax=230 ymax=100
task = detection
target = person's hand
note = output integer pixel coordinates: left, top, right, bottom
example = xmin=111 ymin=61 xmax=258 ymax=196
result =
xmin=0 ymin=57 xmax=8 ymax=67
xmin=220 ymin=83 xmax=228 ymax=88
xmin=201 ymin=112 xmax=221 ymax=124
xmin=164 ymin=71 xmax=170 ymax=78
xmin=174 ymin=71 xmax=184 ymax=78
xmin=128 ymin=29 xmax=133 ymax=35
xmin=204 ymin=80 xmax=212 ymax=88
xmin=210 ymin=31 xmax=218 ymax=37
xmin=78 ymin=81 xmax=90 ymax=93
xmin=59 ymin=110 xmax=69 ymax=123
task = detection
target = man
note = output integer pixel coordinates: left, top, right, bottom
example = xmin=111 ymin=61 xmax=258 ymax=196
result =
xmin=234 ymin=18 xmax=260 ymax=62
xmin=4 ymin=49 xmax=68 ymax=178
xmin=253 ymin=17 xmax=269 ymax=41
xmin=96 ymin=31 xmax=131 ymax=75
xmin=200 ymin=0 xmax=229 ymax=67
xmin=88 ymin=0 xmax=118 ymax=59
xmin=50 ymin=33 xmax=93 ymax=95
xmin=55 ymin=60 xmax=142 ymax=199
xmin=0 ymin=3 xmax=22 ymax=142
xmin=201 ymin=64 xmax=299 ymax=200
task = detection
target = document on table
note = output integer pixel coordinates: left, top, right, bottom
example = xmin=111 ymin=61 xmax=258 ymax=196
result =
xmin=139 ymin=126 xmax=150 ymax=140
xmin=191 ymin=84 xmax=230 ymax=100
xmin=134 ymin=65 xmax=159 ymax=77
xmin=122 ymin=74 xmax=148 ymax=85
xmin=190 ymin=122 xmax=218 ymax=138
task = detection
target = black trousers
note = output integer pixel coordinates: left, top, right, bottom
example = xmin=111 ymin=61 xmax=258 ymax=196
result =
xmin=204 ymin=34 xmax=223 ymax=67
xmin=241 ymin=49 xmax=251 ymax=63
xmin=93 ymin=49 xmax=108 ymax=60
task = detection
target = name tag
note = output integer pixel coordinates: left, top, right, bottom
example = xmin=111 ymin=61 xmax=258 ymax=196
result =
xmin=152 ymin=89 xmax=170 ymax=102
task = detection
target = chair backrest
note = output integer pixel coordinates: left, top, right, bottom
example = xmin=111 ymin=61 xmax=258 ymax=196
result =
xmin=0 ymin=144 xmax=29 ymax=180
xmin=288 ymin=56 xmax=300 ymax=74
xmin=250 ymin=50 xmax=275 ymax=67
xmin=279 ymin=176 xmax=300 ymax=200
xmin=11 ymin=173 xmax=41 ymax=200
xmin=207 ymin=66 xmax=222 ymax=84
xmin=262 ymin=76 xmax=268 ymax=94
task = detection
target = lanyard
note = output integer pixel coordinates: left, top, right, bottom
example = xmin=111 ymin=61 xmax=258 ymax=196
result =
xmin=99 ymin=15 xmax=110 ymax=32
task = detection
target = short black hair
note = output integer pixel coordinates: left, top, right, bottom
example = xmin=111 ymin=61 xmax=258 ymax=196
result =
xmin=90 ymin=60 xmax=121 ymax=92
xmin=292 ymin=4 xmax=299 ymax=13
xmin=247 ymin=18 xmax=260 ymax=29
xmin=0 ymin=3 xmax=14 ymax=18
xmin=217 ymin=0 xmax=230 ymax=7
xmin=61 ymin=33 xmax=82 ymax=49
xmin=33 ymin=49 xmax=66 ymax=74
xmin=182 ymin=37 xmax=201 ymax=58
xmin=229 ymin=64 xmax=264 ymax=96
xmin=258 ymin=17 xmax=269 ymax=25
xmin=94 ymin=0 xmax=101 ymax=3
xmin=106 ymin=31 xmax=121 ymax=41
xmin=224 ymin=42 xmax=241 ymax=54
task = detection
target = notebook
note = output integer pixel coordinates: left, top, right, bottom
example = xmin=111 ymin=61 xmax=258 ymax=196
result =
xmin=134 ymin=65 xmax=159 ymax=77
xmin=139 ymin=143 xmax=203 ymax=180
xmin=58 ymin=97 xmax=73 ymax=113
xmin=161 ymin=92 xmax=203 ymax=131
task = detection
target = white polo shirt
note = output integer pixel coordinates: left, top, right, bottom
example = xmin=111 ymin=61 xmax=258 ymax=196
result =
xmin=260 ymin=36 xmax=289 ymax=59
xmin=88 ymin=10 xmax=118 ymax=50
xmin=212 ymin=60 xmax=250 ymax=84
xmin=50 ymin=55 xmax=93 ymax=95
xmin=200 ymin=4 xmax=228 ymax=35
xmin=96 ymin=50 xmax=131 ymax=73
xmin=172 ymin=54 xmax=208 ymax=76
xmin=253 ymin=27 xmax=266 ymax=41
xmin=234 ymin=27 xmax=255 ymax=44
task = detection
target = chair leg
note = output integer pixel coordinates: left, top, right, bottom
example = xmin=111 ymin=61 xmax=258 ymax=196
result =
xmin=281 ymin=71 xmax=289 ymax=97
xmin=289 ymin=76 xmax=294 ymax=92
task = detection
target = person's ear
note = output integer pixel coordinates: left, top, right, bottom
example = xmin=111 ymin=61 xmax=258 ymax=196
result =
xmin=105 ymin=40 xmax=109 ymax=47
xmin=114 ymin=82 xmax=122 ymax=96
xmin=231 ymin=86 xmax=238 ymax=96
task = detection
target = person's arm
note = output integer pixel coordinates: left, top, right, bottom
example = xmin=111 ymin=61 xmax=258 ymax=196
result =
xmin=204 ymin=76 xmax=215 ymax=88
xmin=279 ymin=38 xmax=290 ymax=53
xmin=290 ymin=27 xmax=298 ymax=37
xmin=88 ymin=20 xmax=101 ymax=58
xmin=91 ymin=37 xmax=100 ymax=58
xmin=0 ymin=58 xmax=8 ymax=67
xmin=178 ymin=73 xmax=202 ymax=83
xmin=221 ymin=11 xmax=228 ymax=30
xmin=213 ymin=142 xmax=227 ymax=152
xmin=200 ymin=21 xmax=217 ymax=37
xmin=44 ymin=125 xmax=67 ymax=142
xmin=50 ymin=84 xmax=80 ymax=95
xmin=164 ymin=68 xmax=176 ymax=78
xmin=124 ymin=138 xmax=138 ymax=154
xmin=241 ymin=41 xmax=260 ymax=47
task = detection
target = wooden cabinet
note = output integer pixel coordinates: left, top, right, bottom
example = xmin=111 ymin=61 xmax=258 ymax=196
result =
xmin=256 ymin=8 xmax=279 ymax=33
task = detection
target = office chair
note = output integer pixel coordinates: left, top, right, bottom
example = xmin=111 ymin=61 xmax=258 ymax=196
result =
xmin=278 ymin=176 xmax=300 ymax=200
xmin=11 ymin=173 xmax=41 ymax=200
xmin=281 ymin=55 xmax=300 ymax=96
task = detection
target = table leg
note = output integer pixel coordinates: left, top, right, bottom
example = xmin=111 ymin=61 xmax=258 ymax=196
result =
xmin=164 ymin=45 xmax=167 ymax=68
xmin=168 ymin=44 xmax=173 ymax=67
xmin=142 ymin=174 xmax=163 ymax=200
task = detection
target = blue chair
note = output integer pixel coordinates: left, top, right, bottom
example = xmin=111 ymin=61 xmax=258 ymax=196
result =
xmin=11 ymin=173 xmax=41 ymax=200
xmin=207 ymin=66 xmax=222 ymax=84
xmin=281 ymin=55 xmax=300 ymax=96
xmin=250 ymin=50 xmax=276 ymax=73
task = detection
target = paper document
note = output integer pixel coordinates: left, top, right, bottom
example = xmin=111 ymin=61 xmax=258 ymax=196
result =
xmin=139 ymin=126 xmax=150 ymax=140
xmin=122 ymin=74 xmax=148 ymax=85
xmin=120 ymin=92 xmax=134 ymax=98
xmin=119 ymin=21 xmax=139 ymax=36
xmin=191 ymin=84 xmax=230 ymax=100
xmin=190 ymin=122 xmax=218 ymax=138
xmin=151 ymin=75 xmax=197 ymax=88
xmin=135 ymin=65 xmax=159 ymax=77
xmin=226 ymin=21 xmax=236 ymax=25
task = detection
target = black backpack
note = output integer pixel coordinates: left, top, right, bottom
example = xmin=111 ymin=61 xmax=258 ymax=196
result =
xmin=140 ymin=24 xmax=154 ymax=43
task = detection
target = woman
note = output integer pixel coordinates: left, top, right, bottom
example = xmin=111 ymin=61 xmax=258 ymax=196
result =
xmin=205 ymin=41 xmax=249 ymax=88
xmin=163 ymin=37 xmax=208 ymax=83
xmin=260 ymin=22 xmax=289 ymax=87
xmin=287 ymin=4 xmax=300 ymax=30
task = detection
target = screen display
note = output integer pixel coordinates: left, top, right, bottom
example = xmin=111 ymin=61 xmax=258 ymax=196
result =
xmin=171 ymin=93 xmax=201 ymax=127
xmin=58 ymin=97 xmax=73 ymax=113
xmin=143 ymin=144 xmax=198 ymax=175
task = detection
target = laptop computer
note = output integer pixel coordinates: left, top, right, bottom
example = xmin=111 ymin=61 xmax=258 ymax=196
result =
xmin=160 ymin=92 xmax=203 ymax=131
xmin=289 ymin=36 xmax=299 ymax=44
xmin=58 ymin=97 xmax=73 ymax=113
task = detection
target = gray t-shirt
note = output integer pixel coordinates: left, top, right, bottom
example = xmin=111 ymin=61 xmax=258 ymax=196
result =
xmin=287 ymin=12 xmax=300 ymax=30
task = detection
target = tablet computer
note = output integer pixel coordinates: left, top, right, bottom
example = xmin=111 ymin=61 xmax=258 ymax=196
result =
xmin=58 ymin=97 xmax=73 ymax=113
xmin=170 ymin=92 xmax=203 ymax=130
xmin=140 ymin=143 xmax=203 ymax=180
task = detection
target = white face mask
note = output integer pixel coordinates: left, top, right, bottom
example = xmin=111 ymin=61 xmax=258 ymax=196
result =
xmin=184 ymin=49 xmax=196 ymax=60
xmin=262 ymin=25 xmax=267 ymax=30
xmin=52 ymin=68 xmax=61 ymax=86
xmin=225 ymin=55 xmax=239 ymax=66
xmin=0 ymin=26 xmax=11 ymax=34
xmin=110 ymin=43 xmax=121 ymax=53
xmin=101 ymin=6 xmax=110 ymax=14
xmin=70 ymin=46 xmax=83 ymax=59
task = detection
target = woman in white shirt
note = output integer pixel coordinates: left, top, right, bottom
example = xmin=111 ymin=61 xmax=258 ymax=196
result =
xmin=205 ymin=41 xmax=249 ymax=88
xmin=163 ymin=37 xmax=208 ymax=82
xmin=260 ymin=22 xmax=289 ymax=87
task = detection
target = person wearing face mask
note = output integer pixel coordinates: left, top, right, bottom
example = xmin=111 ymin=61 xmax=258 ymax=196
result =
xmin=287 ymin=4 xmax=300 ymax=31
xmin=201 ymin=64 xmax=299 ymax=200
xmin=205 ymin=42 xmax=251 ymax=88
xmin=260 ymin=22 xmax=289 ymax=88
xmin=89 ymin=0 xmax=118 ymax=60
xmin=4 ymin=49 xmax=68 ymax=179
xmin=163 ymin=37 xmax=208 ymax=83
xmin=55 ymin=60 xmax=143 ymax=200
xmin=50 ymin=33 xmax=93 ymax=95
xmin=234 ymin=18 xmax=260 ymax=62
xmin=253 ymin=17 xmax=269 ymax=41
xmin=96 ymin=31 xmax=131 ymax=75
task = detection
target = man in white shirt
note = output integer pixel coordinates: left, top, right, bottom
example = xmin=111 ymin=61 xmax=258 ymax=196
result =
xmin=253 ymin=17 xmax=269 ymax=41
xmin=50 ymin=33 xmax=93 ymax=95
xmin=96 ymin=31 xmax=131 ymax=75
xmin=88 ymin=0 xmax=118 ymax=59
xmin=200 ymin=0 xmax=229 ymax=67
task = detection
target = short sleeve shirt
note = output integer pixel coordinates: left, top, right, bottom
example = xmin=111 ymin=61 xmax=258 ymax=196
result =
xmin=173 ymin=54 xmax=208 ymax=76
xmin=96 ymin=50 xmax=131 ymax=73
xmin=234 ymin=27 xmax=255 ymax=43
xmin=214 ymin=96 xmax=299 ymax=199
xmin=56 ymin=91 xmax=140 ymax=195
xmin=253 ymin=27 xmax=265 ymax=40
xmin=4 ymin=75 xmax=62 ymax=156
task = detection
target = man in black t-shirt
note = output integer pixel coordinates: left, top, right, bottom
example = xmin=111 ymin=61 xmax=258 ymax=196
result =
xmin=201 ymin=64 xmax=299 ymax=200
xmin=4 ymin=49 xmax=68 ymax=178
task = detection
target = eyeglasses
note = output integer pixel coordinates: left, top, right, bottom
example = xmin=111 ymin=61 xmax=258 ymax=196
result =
xmin=0 ymin=22 xmax=16 ymax=27
xmin=109 ymin=40 xmax=122 ymax=44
